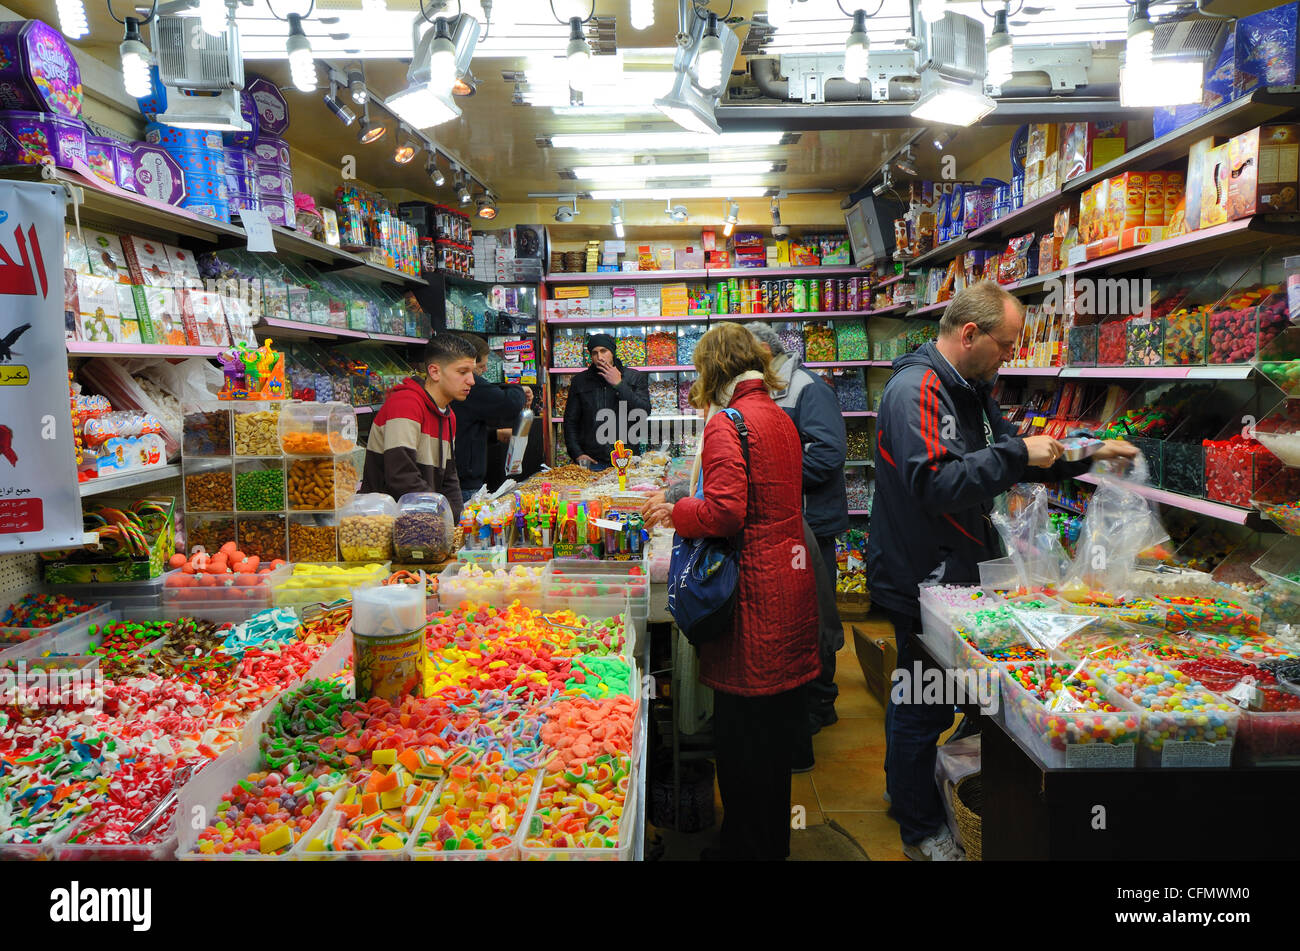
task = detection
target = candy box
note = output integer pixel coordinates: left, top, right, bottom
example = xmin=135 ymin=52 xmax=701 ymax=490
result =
xmin=131 ymin=285 xmax=186 ymax=346
xmin=81 ymin=229 xmax=131 ymax=283
xmin=246 ymin=77 xmax=290 ymax=137
xmin=41 ymin=497 xmax=176 ymax=584
xmin=120 ymin=234 xmax=175 ymax=287
xmin=179 ymin=288 xmax=232 ymax=348
xmin=1200 ymin=142 xmax=1232 ymax=228
xmin=130 ymin=143 xmax=186 ymax=205
xmin=1226 ymin=124 xmax=1300 ymax=219
xmin=0 ymin=20 xmax=82 ymax=117
xmin=1000 ymin=664 xmax=1140 ymax=768
xmin=73 ymin=272 xmax=122 ymax=344
xmin=165 ymin=243 xmax=203 ymax=287
xmin=0 ymin=108 xmax=85 ymax=167
xmin=1164 ymin=171 xmax=1186 ymax=229
xmin=1233 ymin=2 xmax=1299 ymax=98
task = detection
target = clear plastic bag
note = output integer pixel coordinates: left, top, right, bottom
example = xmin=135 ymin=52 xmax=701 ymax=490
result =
xmin=1060 ymin=454 xmax=1169 ymax=600
xmin=991 ymin=484 xmax=1069 ymax=592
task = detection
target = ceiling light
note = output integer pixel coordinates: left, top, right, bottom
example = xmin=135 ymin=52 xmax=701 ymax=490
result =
xmin=588 ymin=187 xmax=770 ymax=200
xmin=119 ymin=18 xmax=152 ymax=100
xmin=357 ymin=105 xmax=387 ymax=144
xmin=873 ymin=168 xmax=893 ymax=197
xmin=723 ymin=200 xmax=739 ymax=237
xmin=696 ymin=13 xmax=725 ymax=91
xmin=286 ymin=13 xmax=316 ymax=93
xmin=56 ymin=0 xmax=88 ymax=40
xmin=770 ymin=196 xmax=781 ymax=226
xmin=348 ymin=67 xmax=368 ymax=104
xmin=843 ymin=9 xmax=869 ymax=84
xmin=385 ymin=14 xmax=469 ymax=129
xmin=566 ymin=17 xmax=592 ymax=92
xmin=765 ymin=1 xmax=792 ymax=29
xmin=200 ymin=0 xmax=227 ymax=38
xmin=920 ymin=0 xmax=948 ymax=23
xmin=570 ymin=161 xmax=778 ymax=180
xmin=547 ymin=131 xmax=788 ymax=150
xmin=932 ymin=130 xmax=954 ymax=151
xmin=453 ymin=75 xmax=475 ymax=96
xmin=655 ymin=70 xmax=722 ymax=136
xmin=630 ymin=0 xmax=654 ymax=31
xmin=554 ymin=198 xmax=579 ymax=222
xmin=910 ymin=70 xmax=995 ymax=127
xmin=666 ymin=202 xmax=689 ymax=223
xmin=1120 ymin=60 xmax=1204 ymax=107
xmin=893 ymin=147 xmax=917 ymax=177
xmin=324 ymin=82 xmax=356 ymax=125
xmin=986 ymin=7 xmax=1013 ymax=87
xmin=426 ymin=150 xmax=446 ymax=187
xmin=429 ymin=17 xmax=458 ymax=96
xmin=456 ymin=175 xmax=472 ymax=205
xmin=1126 ymin=0 xmax=1155 ymax=74
xmin=477 ymin=192 xmax=498 ymax=219
xmin=611 ymin=201 xmax=625 ymax=238
xmin=393 ymin=128 xmax=418 ymax=164
xmin=387 ymin=85 xmax=461 ymax=129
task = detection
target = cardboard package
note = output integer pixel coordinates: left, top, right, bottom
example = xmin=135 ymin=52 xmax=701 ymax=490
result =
xmin=1144 ymin=171 xmax=1167 ymax=226
xmin=1201 ymin=141 xmax=1232 ymax=228
xmin=1226 ymin=124 xmax=1300 ymax=219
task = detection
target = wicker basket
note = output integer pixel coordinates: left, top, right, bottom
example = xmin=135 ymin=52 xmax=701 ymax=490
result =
xmin=836 ymin=589 xmax=872 ymax=621
xmin=950 ymin=774 xmax=982 ymax=861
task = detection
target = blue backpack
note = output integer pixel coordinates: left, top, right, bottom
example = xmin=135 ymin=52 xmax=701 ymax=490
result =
xmin=667 ymin=408 xmax=750 ymax=646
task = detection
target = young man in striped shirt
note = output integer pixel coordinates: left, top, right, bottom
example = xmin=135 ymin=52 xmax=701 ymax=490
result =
xmin=360 ymin=334 xmax=476 ymax=520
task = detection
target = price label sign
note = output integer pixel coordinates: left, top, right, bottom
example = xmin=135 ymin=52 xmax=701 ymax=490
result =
xmin=241 ymin=208 xmax=277 ymax=253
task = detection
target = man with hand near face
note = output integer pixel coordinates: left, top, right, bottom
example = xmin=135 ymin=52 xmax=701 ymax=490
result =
xmin=869 ymin=280 xmax=1137 ymax=863
xmin=563 ymin=332 xmax=652 ymax=470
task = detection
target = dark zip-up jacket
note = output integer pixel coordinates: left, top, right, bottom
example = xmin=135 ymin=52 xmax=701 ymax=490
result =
xmin=770 ymin=353 xmax=849 ymax=539
xmin=452 ymin=374 xmax=526 ymax=496
xmin=563 ymin=363 xmax=652 ymax=462
xmin=867 ymin=342 xmax=1091 ymax=617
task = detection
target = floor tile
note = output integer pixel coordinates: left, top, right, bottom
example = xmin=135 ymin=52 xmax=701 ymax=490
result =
xmin=808 ymin=717 xmax=888 ymax=812
xmin=827 ymin=811 xmax=906 ymax=862
xmin=790 ymin=772 xmax=824 ymax=826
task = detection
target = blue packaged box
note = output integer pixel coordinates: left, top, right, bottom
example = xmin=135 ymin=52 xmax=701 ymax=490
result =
xmin=1235 ymin=2 xmax=1298 ymax=97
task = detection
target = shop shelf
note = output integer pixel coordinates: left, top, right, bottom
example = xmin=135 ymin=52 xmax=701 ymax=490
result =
xmin=79 ymin=463 xmax=181 ymax=497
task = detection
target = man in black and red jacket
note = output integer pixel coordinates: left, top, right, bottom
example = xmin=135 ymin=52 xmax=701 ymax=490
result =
xmin=868 ymin=281 xmax=1136 ymax=862
xmin=563 ymin=333 xmax=652 ymax=468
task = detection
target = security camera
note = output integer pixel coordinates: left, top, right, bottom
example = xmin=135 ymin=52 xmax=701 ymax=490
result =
xmin=554 ymin=206 xmax=576 ymax=223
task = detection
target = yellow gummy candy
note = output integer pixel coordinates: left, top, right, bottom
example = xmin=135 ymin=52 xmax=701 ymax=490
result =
xmin=259 ymin=825 xmax=293 ymax=854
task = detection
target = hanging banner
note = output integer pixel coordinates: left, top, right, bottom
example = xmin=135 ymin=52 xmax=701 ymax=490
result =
xmin=0 ymin=179 xmax=83 ymax=553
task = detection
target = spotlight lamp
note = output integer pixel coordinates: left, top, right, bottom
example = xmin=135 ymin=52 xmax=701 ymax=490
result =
xmin=324 ymin=81 xmax=356 ymax=125
xmin=357 ymin=105 xmax=387 ymax=144
xmin=723 ymin=200 xmax=739 ymax=237
xmin=477 ymin=192 xmax=498 ymax=219
xmin=348 ymin=67 xmax=368 ymax=104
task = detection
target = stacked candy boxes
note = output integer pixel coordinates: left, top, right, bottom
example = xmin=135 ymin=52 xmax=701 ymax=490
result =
xmin=0 ymin=606 xmax=350 ymax=858
xmin=179 ymin=598 xmax=641 ymax=860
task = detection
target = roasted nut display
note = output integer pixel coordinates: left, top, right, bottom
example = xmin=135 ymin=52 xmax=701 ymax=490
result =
xmin=287 ymin=456 xmax=359 ymax=510
xmin=234 ymin=408 xmax=282 ymax=456
xmin=185 ymin=469 xmax=233 ymax=511
xmin=339 ymin=514 xmax=395 ymax=561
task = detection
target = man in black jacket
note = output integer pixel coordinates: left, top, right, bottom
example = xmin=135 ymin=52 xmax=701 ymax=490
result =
xmin=748 ymin=322 xmax=848 ymax=756
xmin=563 ymin=333 xmax=652 ymax=469
xmin=451 ymin=332 xmax=531 ymax=498
xmin=869 ymin=281 xmax=1135 ymax=861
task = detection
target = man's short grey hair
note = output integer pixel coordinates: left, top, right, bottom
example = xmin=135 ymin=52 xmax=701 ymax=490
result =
xmin=746 ymin=322 xmax=785 ymax=355
xmin=938 ymin=280 xmax=1025 ymax=336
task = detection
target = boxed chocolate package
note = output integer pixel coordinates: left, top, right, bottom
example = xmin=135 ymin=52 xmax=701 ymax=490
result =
xmin=1225 ymin=123 xmax=1300 ymax=219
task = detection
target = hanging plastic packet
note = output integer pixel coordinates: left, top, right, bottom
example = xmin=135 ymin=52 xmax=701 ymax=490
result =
xmin=991 ymin=484 xmax=1069 ymax=592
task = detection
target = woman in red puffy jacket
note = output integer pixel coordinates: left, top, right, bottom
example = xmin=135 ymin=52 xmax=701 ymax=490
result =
xmin=643 ymin=322 xmax=820 ymax=860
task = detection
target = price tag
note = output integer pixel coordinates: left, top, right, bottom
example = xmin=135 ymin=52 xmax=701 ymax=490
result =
xmin=241 ymin=208 xmax=276 ymax=253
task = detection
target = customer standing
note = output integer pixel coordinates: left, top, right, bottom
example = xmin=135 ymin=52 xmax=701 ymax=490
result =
xmin=563 ymin=333 xmax=652 ymax=469
xmin=868 ymin=281 xmax=1136 ymax=861
xmin=450 ymin=332 xmax=532 ymax=498
xmin=747 ymin=322 xmax=848 ymax=767
xmin=642 ymin=323 xmax=820 ymax=861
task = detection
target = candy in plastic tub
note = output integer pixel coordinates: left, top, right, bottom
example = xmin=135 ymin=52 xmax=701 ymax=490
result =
xmin=393 ymin=492 xmax=454 ymax=564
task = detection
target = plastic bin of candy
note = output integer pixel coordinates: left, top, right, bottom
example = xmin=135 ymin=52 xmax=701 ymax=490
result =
xmin=1249 ymin=463 xmax=1300 ymax=535
xmin=976 ymin=556 xmax=1058 ymax=598
xmin=1251 ymin=400 xmax=1300 ymax=467
xmin=410 ymin=770 xmax=540 ymax=861
xmin=1090 ymin=658 xmax=1239 ymax=767
xmin=160 ymin=564 xmax=291 ymax=610
xmin=1206 ymin=283 xmax=1288 ymax=365
xmin=297 ymin=768 xmax=445 ymax=861
xmin=176 ymin=743 xmax=350 ymax=860
xmin=543 ymin=557 xmax=649 ymax=620
xmin=45 ymin=575 xmax=168 ymax=614
xmin=1125 ymin=318 xmax=1163 ymax=366
xmin=438 ymin=562 xmax=545 ymax=611
xmin=1096 ymin=319 xmax=1128 ymax=366
xmin=1233 ymin=691 xmax=1300 ymax=766
xmin=918 ymin=584 xmax=990 ymax=669
xmin=1204 ymin=434 xmax=1290 ymax=508
xmin=45 ymin=824 xmax=179 ymax=862
xmin=1000 ymin=663 xmax=1140 ymax=768
xmin=1162 ymin=307 xmax=1209 ymax=365
xmin=1066 ymin=324 xmax=1097 ymax=367
xmin=0 ymin=601 xmax=111 ymax=645
xmin=517 ymin=758 xmax=638 ymax=861
xmin=272 ymin=562 xmax=390 ymax=610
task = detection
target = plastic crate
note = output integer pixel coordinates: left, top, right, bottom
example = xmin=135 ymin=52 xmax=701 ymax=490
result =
xmin=437 ymin=562 xmax=545 ymax=611
xmin=999 ymin=663 xmax=1139 ymax=769
xmin=0 ymin=602 xmax=111 ymax=647
xmin=272 ymin=562 xmax=389 ymax=610
xmin=44 ymin=575 xmax=168 ymax=614
xmin=517 ymin=760 xmax=639 ymax=861
xmin=409 ymin=771 xmax=540 ymax=862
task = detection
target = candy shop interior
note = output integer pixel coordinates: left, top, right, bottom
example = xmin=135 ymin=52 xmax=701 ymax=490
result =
xmin=0 ymin=0 xmax=1297 ymax=887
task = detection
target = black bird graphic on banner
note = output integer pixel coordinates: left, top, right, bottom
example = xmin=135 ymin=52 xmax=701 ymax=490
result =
xmin=0 ymin=322 xmax=31 ymax=362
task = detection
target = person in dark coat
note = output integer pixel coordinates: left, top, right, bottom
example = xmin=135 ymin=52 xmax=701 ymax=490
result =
xmin=747 ymin=321 xmax=848 ymax=768
xmin=563 ymin=333 xmax=652 ymax=469
xmin=450 ymin=332 xmax=531 ymax=498
xmin=868 ymin=280 xmax=1136 ymax=861
xmin=642 ymin=323 xmax=819 ymax=861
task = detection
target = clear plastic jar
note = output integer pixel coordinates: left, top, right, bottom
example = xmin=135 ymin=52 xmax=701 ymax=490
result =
xmin=338 ymin=492 xmax=398 ymax=561
xmin=393 ymin=492 xmax=455 ymax=564
xmin=278 ymin=399 xmax=358 ymax=455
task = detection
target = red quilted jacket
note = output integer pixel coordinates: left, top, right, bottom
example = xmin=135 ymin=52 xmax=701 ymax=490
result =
xmin=672 ymin=379 xmax=820 ymax=696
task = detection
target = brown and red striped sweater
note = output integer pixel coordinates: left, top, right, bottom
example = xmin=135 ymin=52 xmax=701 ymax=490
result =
xmin=360 ymin=377 xmax=464 ymax=519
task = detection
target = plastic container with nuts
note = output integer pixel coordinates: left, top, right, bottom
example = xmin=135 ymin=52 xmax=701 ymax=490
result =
xmin=286 ymin=455 xmax=358 ymax=511
xmin=184 ymin=513 xmax=235 ymax=557
xmin=183 ymin=458 xmax=234 ymax=513
xmin=233 ymin=403 xmax=283 ymax=456
xmin=234 ymin=458 xmax=286 ymax=512
xmin=236 ymin=513 xmax=287 ymax=562
xmin=288 ymin=513 xmax=339 ymax=563
xmin=182 ymin=403 xmax=232 ymax=457
xmin=338 ymin=492 xmax=398 ymax=561
xmin=393 ymin=492 xmax=454 ymax=565
xmin=278 ymin=400 xmax=359 ymax=455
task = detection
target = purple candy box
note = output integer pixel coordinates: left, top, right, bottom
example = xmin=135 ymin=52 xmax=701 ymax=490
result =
xmin=0 ymin=20 xmax=82 ymax=117
xmin=0 ymin=109 xmax=85 ymax=166
xmin=247 ymin=77 xmax=289 ymax=136
xmin=131 ymin=143 xmax=187 ymax=205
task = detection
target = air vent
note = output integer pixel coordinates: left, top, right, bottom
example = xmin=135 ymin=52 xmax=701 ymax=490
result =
xmin=925 ymin=12 xmax=985 ymax=83
xmin=1153 ymin=17 xmax=1230 ymax=65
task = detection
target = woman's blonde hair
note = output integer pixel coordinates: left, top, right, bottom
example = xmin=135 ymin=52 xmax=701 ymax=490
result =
xmin=688 ymin=322 xmax=782 ymax=409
